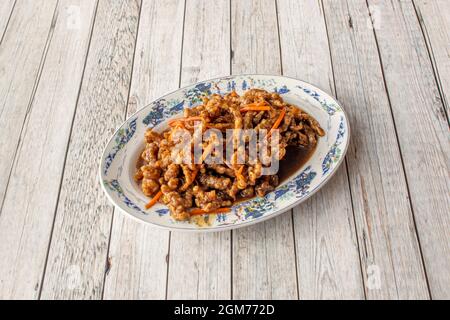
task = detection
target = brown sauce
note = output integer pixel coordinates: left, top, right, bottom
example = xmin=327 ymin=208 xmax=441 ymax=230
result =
xmin=232 ymin=145 xmax=316 ymax=204
xmin=136 ymin=145 xmax=316 ymax=189
xmin=278 ymin=145 xmax=316 ymax=183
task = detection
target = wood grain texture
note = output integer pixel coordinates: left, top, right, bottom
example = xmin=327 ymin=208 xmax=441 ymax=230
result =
xmin=0 ymin=0 xmax=15 ymax=42
xmin=166 ymin=0 xmax=232 ymax=300
xmin=277 ymin=0 xmax=365 ymax=299
xmin=0 ymin=0 xmax=97 ymax=300
xmin=232 ymin=0 xmax=281 ymax=74
xmin=103 ymin=0 xmax=185 ymax=300
xmin=322 ymin=0 xmax=429 ymax=299
xmin=40 ymin=0 xmax=141 ymax=300
xmin=0 ymin=0 xmax=447 ymax=300
xmin=232 ymin=215 xmax=297 ymax=299
xmin=0 ymin=0 xmax=58 ymax=214
xmin=414 ymin=0 xmax=450 ymax=116
xmin=368 ymin=0 xmax=450 ymax=299
xmin=231 ymin=0 xmax=298 ymax=300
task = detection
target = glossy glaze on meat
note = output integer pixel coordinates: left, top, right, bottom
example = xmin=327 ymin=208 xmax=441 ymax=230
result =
xmin=135 ymin=89 xmax=325 ymax=221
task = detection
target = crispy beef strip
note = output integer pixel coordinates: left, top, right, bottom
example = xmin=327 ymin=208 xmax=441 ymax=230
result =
xmin=136 ymin=88 xmax=324 ymax=221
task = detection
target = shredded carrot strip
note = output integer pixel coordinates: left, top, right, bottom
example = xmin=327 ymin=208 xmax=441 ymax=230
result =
xmin=267 ymin=108 xmax=286 ymax=138
xmin=190 ymin=207 xmax=231 ymax=215
xmin=168 ymin=116 xmax=203 ymax=126
xmin=234 ymin=166 xmax=244 ymax=180
xmin=191 ymin=169 xmax=199 ymax=181
xmin=145 ymin=191 xmax=163 ymax=209
xmin=240 ymin=105 xmax=270 ymax=112
xmin=168 ymin=119 xmax=182 ymax=126
xmin=235 ymin=165 xmax=244 ymax=180
xmin=184 ymin=116 xmax=203 ymax=122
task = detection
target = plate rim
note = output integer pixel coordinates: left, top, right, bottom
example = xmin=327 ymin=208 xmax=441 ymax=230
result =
xmin=99 ymin=73 xmax=351 ymax=232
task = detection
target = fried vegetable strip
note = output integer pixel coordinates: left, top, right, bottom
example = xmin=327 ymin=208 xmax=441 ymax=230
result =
xmin=136 ymin=89 xmax=324 ymax=221
xmin=145 ymin=191 xmax=163 ymax=209
xmin=190 ymin=207 xmax=231 ymax=215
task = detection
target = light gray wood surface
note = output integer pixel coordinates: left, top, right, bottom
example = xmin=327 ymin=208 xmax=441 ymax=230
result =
xmin=0 ymin=0 xmax=58 ymax=213
xmin=0 ymin=0 xmax=449 ymax=300
xmin=277 ymin=0 xmax=365 ymax=299
xmin=40 ymin=0 xmax=141 ymax=299
xmin=103 ymin=0 xmax=185 ymax=300
xmin=0 ymin=0 xmax=16 ymax=41
xmin=0 ymin=0 xmax=96 ymax=299
xmin=322 ymin=0 xmax=429 ymax=299
xmin=414 ymin=0 xmax=450 ymax=116
xmin=231 ymin=0 xmax=298 ymax=300
xmin=368 ymin=0 xmax=450 ymax=299
xmin=166 ymin=0 xmax=232 ymax=300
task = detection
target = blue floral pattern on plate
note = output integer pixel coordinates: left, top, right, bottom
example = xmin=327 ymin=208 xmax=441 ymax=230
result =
xmin=104 ymin=179 xmax=147 ymax=215
xmin=322 ymin=116 xmax=345 ymax=175
xmin=142 ymin=99 xmax=185 ymax=127
xmin=297 ymin=85 xmax=342 ymax=116
xmin=103 ymin=118 xmax=137 ymax=175
xmin=99 ymin=75 xmax=350 ymax=231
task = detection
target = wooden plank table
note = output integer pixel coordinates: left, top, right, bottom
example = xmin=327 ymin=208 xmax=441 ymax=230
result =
xmin=0 ymin=0 xmax=448 ymax=300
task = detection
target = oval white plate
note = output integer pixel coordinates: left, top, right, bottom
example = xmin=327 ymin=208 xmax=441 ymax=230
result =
xmin=99 ymin=75 xmax=350 ymax=232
